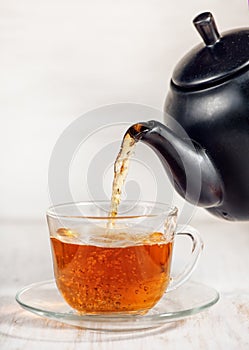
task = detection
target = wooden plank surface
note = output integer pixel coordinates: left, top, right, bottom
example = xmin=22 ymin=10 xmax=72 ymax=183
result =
xmin=0 ymin=218 xmax=249 ymax=349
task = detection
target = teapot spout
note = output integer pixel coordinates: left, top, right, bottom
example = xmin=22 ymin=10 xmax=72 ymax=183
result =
xmin=128 ymin=120 xmax=223 ymax=208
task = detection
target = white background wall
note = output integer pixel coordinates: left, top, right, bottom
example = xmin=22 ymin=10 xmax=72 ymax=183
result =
xmin=1 ymin=0 xmax=248 ymax=222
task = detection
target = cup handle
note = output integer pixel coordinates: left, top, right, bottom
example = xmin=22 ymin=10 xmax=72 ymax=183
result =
xmin=167 ymin=225 xmax=204 ymax=292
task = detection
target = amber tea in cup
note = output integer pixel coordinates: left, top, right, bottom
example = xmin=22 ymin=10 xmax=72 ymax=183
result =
xmin=47 ymin=201 xmax=202 ymax=315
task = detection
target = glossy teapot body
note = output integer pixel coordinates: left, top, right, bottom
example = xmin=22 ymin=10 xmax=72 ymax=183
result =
xmin=128 ymin=12 xmax=249 ymax=221
xmin=165 ymin=70 xmax=249 ymax=220
xmin=161 ymin=12 xmax=249 ymax=220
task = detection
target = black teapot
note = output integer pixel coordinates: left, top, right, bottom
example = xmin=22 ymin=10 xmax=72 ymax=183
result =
xmin=128 ymin=12 xmax=249 ymax=221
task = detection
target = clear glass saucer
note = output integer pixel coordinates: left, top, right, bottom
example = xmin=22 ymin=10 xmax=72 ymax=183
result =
xmin=16 ymin=280 xmax=219 ymax=332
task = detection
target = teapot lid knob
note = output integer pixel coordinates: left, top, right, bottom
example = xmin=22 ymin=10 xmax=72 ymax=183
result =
xmin=193 ymin=12 xmax=220 ymax=46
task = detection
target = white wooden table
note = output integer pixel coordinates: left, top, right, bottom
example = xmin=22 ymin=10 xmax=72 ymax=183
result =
xmin=1 ymin=216 xmax=249 ymax=349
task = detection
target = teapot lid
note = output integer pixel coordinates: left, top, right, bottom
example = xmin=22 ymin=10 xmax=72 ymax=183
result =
xmin=172 ymin=12 xmax=249 ymax=90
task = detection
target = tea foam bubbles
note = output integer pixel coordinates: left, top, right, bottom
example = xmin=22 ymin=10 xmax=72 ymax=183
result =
xmin=54 ymin=225 xmax=168 ymax=247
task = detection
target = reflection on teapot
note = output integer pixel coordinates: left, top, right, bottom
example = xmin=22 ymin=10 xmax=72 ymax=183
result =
xmin=129 ymin=12 xmax=249 ymax=221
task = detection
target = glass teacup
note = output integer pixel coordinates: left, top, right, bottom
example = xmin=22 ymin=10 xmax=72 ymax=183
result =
xmin=47 ymin=201 xmax=203 ymax=315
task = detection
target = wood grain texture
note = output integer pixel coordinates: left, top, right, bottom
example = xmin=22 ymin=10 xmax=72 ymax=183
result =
xmin=0 ymin=218 xmax=249 ymax=349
